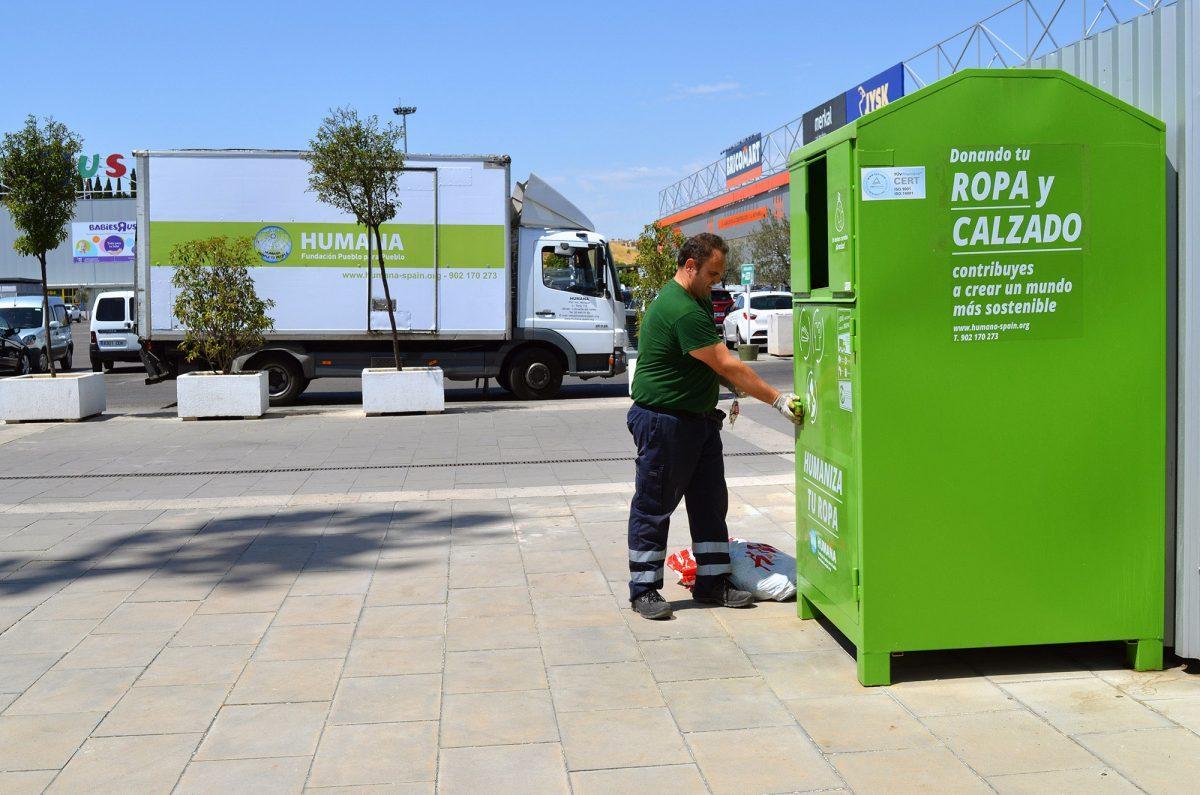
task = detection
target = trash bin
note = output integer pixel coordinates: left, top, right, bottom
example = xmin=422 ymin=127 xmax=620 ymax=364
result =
xmin=790 ymin=69 xmax=1166 ymax=685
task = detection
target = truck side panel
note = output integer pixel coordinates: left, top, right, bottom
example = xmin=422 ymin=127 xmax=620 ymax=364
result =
xmin=139 ymin=152 xmax=509 ymax=339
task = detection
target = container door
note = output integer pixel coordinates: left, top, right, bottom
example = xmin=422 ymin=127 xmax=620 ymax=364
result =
xmin=795 ymin=302 xmax=860 ymax=627
xmin=369 ymin=169 xmax=438 ymax=333
xmin=790 ymin=140 xmax=856 ymax=299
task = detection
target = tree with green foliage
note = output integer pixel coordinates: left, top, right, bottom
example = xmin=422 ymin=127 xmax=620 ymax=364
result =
xmin=722 ymin=239 xmax=747 ymax=285
xmin=629 ymin=222 xmax=686 ymax=320
xmin=304 ymin=107 xmax=407 ymax=370
xmin=129 ymin=168 xmax=137 ymax=197
xmin=0 ymin=115 xmax=82 ymax=377
xmin=170 ymin=236 xmax=275 ymax=375
xmin=746 ymin=212 xmax=791 ymax=287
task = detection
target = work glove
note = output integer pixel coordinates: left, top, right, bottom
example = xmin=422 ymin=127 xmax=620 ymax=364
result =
xmin=772 ymin=392 xmax=805 ymax=426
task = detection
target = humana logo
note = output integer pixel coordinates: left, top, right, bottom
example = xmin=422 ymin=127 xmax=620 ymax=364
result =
xmin=300 ymin=232 xmax=405 ymax=251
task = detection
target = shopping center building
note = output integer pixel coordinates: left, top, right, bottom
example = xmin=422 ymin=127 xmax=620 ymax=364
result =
xmin=0 ymin=151 xmax=136 ymax=306
xmin=655 ymin=64 xmax=905 ymax=249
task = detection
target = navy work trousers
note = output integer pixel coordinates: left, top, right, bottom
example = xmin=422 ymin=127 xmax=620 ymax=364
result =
xmin=626 ymin=403 xmax=731 ymax=602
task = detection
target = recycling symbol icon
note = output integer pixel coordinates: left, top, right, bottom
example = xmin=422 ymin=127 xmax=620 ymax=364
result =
xmin=806 ymin=372 xmax=819 ymax=424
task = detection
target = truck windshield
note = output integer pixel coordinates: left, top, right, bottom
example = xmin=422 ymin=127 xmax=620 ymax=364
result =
xmin=0 ymin=307 xmax=41 ymax=329
xmin=541 ymin=245 xmax=605 ymax=297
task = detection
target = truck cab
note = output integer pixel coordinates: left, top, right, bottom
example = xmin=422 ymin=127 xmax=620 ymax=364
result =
xmin=508 ymin=175 xmax=627 ymax=397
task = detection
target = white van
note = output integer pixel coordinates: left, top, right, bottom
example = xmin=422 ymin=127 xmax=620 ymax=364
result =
xmin=0 ymin=295 xmax=73 ymax=372
xmin=89 ymin=290 xmax=140 ymax=372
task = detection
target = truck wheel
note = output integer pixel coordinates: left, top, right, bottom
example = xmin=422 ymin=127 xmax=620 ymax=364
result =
xmin=507 ymin=349 xmax=563 ymax=400
xmin=495 ymin=370 xmax=512 ymax=393
xmin=258 ymin=355 xmax=307 ymax=406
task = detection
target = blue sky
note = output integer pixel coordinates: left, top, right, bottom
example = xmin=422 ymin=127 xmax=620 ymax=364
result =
xmin=1 ymin=0 xmax=1007 ymax=237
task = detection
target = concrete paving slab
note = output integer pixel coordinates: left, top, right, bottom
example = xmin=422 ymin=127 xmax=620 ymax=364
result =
xmin=441 ymin=689 xmax=559 ymax=748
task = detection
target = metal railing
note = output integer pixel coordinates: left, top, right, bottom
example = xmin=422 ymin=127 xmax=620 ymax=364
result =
xmin=658 ymin=0 xmax=1174 ymax=219
xmin=903 ymin=0 xmax=1171 ymax=88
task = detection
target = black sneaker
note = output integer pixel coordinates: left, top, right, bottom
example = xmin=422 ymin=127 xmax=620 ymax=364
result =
xmin=693 ymin=580 xmax=754 ymax=608
xmin=631 ymin=590 xmax=673 ymax=620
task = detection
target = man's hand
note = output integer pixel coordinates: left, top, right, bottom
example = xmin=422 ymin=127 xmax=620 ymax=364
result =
xmin=772 ymin=392 xmax=804 ymax=426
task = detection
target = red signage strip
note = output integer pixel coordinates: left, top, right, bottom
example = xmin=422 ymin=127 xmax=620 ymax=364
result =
xmin=659 ymin=171 xmax=789 ymax=228
xmin=717 ymin=206 xmax=768 ymax=230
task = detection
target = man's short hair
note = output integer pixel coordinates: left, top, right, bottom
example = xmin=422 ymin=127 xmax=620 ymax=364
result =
xmin=677 ymin=232 xmax=729 ymax=269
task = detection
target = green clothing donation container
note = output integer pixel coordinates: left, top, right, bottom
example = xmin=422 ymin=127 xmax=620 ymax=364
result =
xmin=789 ymin=70 xmax=1166 ymax=686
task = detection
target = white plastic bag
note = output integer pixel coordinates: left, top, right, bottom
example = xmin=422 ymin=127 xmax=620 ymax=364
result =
xmin=729 ymin=539 xmax=796 ymax=601
xmin=666 ymin=538 xmax=796 ymax=601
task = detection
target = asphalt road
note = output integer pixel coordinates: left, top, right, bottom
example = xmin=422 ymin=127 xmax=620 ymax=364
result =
xmin=42 ymin=324 xmax=797 ymax=414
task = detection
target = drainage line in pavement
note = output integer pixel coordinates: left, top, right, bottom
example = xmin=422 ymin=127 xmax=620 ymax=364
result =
xmin=0 ymin=450 xmax=794 ymax=480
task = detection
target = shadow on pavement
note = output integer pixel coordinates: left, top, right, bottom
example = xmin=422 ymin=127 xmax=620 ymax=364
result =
xmin=0 ymin=507 xmax=509 ymax=598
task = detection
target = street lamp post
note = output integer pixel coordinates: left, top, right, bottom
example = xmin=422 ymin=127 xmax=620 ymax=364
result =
xmin=392 ymin=101 xmax=417 ymax=153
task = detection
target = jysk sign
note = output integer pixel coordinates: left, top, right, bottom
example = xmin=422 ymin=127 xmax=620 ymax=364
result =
xmin=802 ymin=94 xmax=847 ymax=145
xmin=724 ymin=134 xmax=763 ymax=187
xmin=72 ymin=221 xmax=136 ymax=263
xmin=845 ymin=63 xmax=905 ymax=122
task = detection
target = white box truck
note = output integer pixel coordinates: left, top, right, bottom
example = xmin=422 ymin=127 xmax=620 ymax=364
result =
xmin=134 ymin=150 xmax=628 ymax=403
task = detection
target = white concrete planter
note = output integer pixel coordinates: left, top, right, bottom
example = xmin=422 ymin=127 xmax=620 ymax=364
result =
xmin=767 ymin=311 xmax=794 ymax=357
xmin=0 ymin=372 xmax=106 ymax=423
xmin=177 ymin=371 xmax=269 ymax=420
xmin=362 ymin=367 xmax=444 ymax=415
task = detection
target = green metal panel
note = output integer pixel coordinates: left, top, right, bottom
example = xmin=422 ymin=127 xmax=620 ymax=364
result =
xmin=790 ymin=166 xmax=809 ymax=291
xmin=791 ymin=70 xmax=1166 ymax=686
xmin=794 ymin=303 xmax=861 ymax=635
xmin=825 ymin=143 xmax=855 ymax=295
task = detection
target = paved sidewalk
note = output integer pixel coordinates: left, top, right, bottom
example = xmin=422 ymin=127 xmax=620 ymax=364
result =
xmin=0 ymin=398 xmax=1197 ymax=793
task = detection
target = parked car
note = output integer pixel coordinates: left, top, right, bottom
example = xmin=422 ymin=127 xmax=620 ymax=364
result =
xmin=722 ymin=291 xmax=792 ymax=348
xmin=0 ymin=295 xmax=72 ymax=372
xmin=89 ymin=290 xmax=141 ymax=372
xmin=0 ymin=315 xmax=33 ymax=376
xmin=711 ymin=288 xmax=734 ymax=328
xmin=65 ymin=303 xmax=83 ymax=322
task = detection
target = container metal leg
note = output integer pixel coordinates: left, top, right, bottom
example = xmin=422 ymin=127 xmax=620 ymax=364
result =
xmin=857 ymin=651 xmax=890 ymax=686
xmin=798 ymin=594 xmax=817 ymax=620
xmin=1126 ymin=639 xmax=1163 ymax=672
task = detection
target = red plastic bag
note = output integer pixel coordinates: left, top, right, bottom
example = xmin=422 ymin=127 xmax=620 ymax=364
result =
xmin=666 ymin=547 xmax=697 ymax=589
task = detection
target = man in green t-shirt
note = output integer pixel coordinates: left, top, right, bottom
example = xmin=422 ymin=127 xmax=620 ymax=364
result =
xmin=628 ymin=232 xmax=803 ymax=619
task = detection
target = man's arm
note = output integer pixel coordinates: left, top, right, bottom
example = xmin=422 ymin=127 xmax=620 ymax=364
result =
xmin=690 ymin=342 xmax=779 ymax=405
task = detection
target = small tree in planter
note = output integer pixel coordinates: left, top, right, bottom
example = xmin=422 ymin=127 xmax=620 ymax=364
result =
xmin=305 ymin=107 xmax=443 ymax=414
xmin=0 ymin=115 xmax=82 ymax=377
xmin=305 ymin=107 xmax=406 ymax=370
xmin=170 ymin=236 xmax=276 ymax=419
